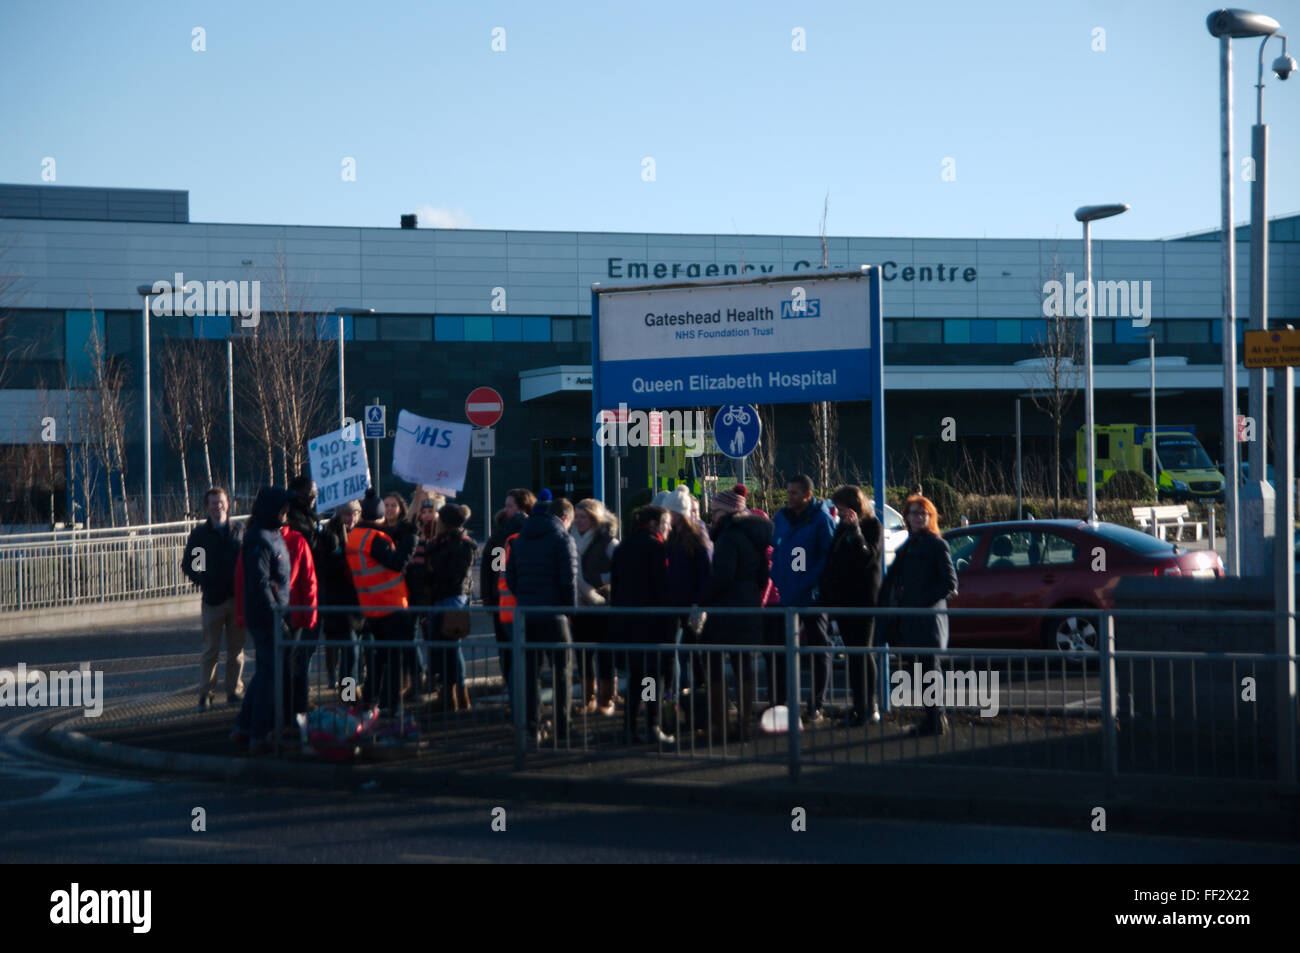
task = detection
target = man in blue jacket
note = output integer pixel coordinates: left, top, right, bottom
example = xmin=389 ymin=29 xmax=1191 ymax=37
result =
xmin=504 ymin=492 xmax=580 ymax=742
xmin=770 ymin=474 xmax=836 ymax=723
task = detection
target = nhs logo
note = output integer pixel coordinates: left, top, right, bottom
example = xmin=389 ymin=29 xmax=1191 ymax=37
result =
xmin=780 ymin=297 xmax=820 ymax=319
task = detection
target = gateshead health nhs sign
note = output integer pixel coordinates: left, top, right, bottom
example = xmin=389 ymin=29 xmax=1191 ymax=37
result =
xmin=592 ymin=267 xmax=881 ymax=409
xmin=590 ymin=266 xmax=885 ymax=514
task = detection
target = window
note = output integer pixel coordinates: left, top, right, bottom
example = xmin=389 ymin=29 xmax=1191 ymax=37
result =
xmin=986 ymin=530 xmax=1037 ymax=569
xmin=895 ymin=320 xmax=942 ymax=344
xmin=552 ymin=318 xmax=574 ymax=342
xmin=943 ymin=319 xmax=970 ymax=343
xmin=1114 ymin=319 xmax=1163 ymax=344
xmin=970 ymin=319 xmax=996 ymax=344
xmin=434 ymin=316 xmax=462 ymax=341
xmin=1093 ymin=320 xmax=1113 ymax=344
xmin=946 ymin=531 xmax=980 ymax=572
xmin=493 ymin=316 xmax=522 ymax=341
xmin=1020 ymin=319 xmax=1047 ymax=344
xmin=464 ymin=316 xmax=492 ymax=341
xmin=1096 ymin=434 xmax=1111 ymax=460
xmin=1166 ymin=321 xmax=1209 ymax=343
xmin=1038 ymin=532 xmax=1079 ymax=566
xmin=378 ymin=316 xmax=431 ymax=341
xmin=354 ymin=316 xmax=378 ymax=340
xmin=995 ymin=320 xmax=1020 ymax=344
xmin=1091 ymin=522 xmax=1174 ymax=555
xmin=522 ymin=316 xmax=551 ymax=341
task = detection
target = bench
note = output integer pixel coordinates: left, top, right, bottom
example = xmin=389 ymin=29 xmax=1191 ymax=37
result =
xmin=1131 ymin=504 xmax=1207 ymax=542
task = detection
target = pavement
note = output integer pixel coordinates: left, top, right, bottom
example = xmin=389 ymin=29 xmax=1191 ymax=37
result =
xmin=38 ymin=676 xmax=1300 ymax=844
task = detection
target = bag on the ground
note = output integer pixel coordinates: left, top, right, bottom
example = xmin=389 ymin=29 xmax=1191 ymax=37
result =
xmin=296 ymin=703 xmax=379 ymax=761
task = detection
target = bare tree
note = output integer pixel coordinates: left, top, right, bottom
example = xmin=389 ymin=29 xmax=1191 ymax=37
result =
xmin=748 ymin=404 xmax=780 ymax=513
xmin=82 ymin=305 xmax=133 ymax=526
xmin=809 ymin=400 xmax=839 ymax=496
xmin=1025 ymin=245 xmax=1082 ymax=516
xmin=155 ymin=334 xmax=196 ymax=516
xmin=236 ymin=249 xmax=335 ymax=486
xmin=810 ymin=193 xmax=839 ymax=497
xmin=191 ymin=340 xmax=224 ymax=489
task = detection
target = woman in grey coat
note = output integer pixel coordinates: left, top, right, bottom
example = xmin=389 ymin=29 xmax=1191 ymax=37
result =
xmin=880 ymin=493 xmax=958 ymax=736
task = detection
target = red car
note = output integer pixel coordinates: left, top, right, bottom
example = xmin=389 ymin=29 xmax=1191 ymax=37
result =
xmin=941 ymin=520 xmax=1225 ymax=655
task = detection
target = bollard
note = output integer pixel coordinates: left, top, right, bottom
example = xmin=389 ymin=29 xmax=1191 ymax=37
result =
xmin=512 ymin=607 xmax=526 ymax=765
xmin=272 ymin=605 xmax=283 ymax=757
xmin=1099 ymin=611 xmax=1117 ymax=794
xmin=785 ymin=608 xmax=800 ymax=780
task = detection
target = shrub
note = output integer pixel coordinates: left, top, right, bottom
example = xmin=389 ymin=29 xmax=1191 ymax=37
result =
xmin=918 ymin=478 xmax=960 ymax=526
xmin=1100 ymin=470 xmax=1157 ymax=502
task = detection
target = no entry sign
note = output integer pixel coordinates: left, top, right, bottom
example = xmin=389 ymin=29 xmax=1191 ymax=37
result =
xmin=465 ymin=387 xmax=504 ymax=428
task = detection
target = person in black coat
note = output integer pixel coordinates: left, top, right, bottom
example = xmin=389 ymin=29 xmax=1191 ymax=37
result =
xmin=821 ymin=486 xmax=884 ymax=726
xmin=610 ymin=505 xmax=675 ymax=744
xmin=700 ymin=489 xmax=772 ymax=739
xmin=483 ymin=490 xmax=534 ymax=692
xmin=880 ymin=493 xmax=959 ymax=736
xmin=233 ymin=486 xmax=293 ymax=753
xmin=182 ymin=487 xmax=246 ymax=709
xmin=315 ymin=500 xmax=365 ymax=692
xmin=504 ymin=494 xmax=579 ymax=740
xmin=426 ymin=503 xmax=477 ymax=711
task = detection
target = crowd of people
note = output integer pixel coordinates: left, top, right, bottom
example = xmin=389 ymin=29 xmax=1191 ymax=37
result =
xmin=183 ymin=474 xmax=958 ymax=754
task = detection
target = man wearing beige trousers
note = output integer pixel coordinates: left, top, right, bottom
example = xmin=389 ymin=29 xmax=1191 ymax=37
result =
xmin=182 ymin=488 xmax=247 ymax=709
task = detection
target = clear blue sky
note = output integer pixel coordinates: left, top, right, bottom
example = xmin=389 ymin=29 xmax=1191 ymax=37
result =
xmin=3 ymin=0 xmax=1299 ymax=241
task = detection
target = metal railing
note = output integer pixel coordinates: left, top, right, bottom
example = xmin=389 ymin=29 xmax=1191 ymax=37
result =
xmin=0 ymin=517 xmax=247 ymax=611
xmin=259 ymin=604 xmax=1298 ymax=792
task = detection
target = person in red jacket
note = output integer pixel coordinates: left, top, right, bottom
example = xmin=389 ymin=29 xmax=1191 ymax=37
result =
xmin=236 ymin=523 xmax=318 ymax=723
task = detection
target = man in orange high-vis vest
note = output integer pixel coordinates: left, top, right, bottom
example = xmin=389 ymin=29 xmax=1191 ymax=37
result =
xmin=345 ymin=519 xmax=415 ymax=712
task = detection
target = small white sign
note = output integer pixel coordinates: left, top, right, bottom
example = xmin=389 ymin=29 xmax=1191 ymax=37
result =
xmin=472 ymin=427 xmax=495 ymax=458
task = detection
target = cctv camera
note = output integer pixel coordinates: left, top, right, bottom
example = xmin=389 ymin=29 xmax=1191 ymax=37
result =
xmin=1274 ymin=54 xmax=1298 ymax=80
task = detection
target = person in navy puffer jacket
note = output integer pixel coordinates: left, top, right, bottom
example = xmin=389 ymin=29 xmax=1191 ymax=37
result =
xmin=233 ymin=486 xmax=293 ymax=754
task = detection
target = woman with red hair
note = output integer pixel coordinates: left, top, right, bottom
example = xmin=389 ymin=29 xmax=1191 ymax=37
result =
xmin=880 ymin=492 xmax=958 ymax=737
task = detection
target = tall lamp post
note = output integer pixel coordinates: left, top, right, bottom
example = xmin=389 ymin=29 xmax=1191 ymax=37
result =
xmin=1207 ymin=7 xmax=1282 ymax=576
xmin=329 ymin=306 xmax=374 ymax=428
xmin=1073 ymin=203 xmax=1130 ymax=524
xmin=135 ymin=284 xmax=155 ymax=527
xmin=1140 ymin=331 xmax=1159 ymax=534
xmin=1242 ymin=22 xmax=1295 ymax=575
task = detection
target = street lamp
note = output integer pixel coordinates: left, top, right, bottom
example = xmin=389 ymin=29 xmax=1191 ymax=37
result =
xmin=1207 ymin=7 xmax=1282 ymax=576
xmin=328 ymin=306 xmax=374 ymax=429
xmin=135 ymin=284 xmax=155 ymax=528
xmin=1241 ymin=26 xmax=1294 ymax=575
xmin=1073 ymin=202 xmax=1130 ymax=524
xmin=1140 ymin=331 xmax=1159 ymax=534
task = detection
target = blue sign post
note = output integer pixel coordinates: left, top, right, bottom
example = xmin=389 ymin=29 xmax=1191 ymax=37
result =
xmin=714 ymin=403 xmax=762 ymax=487
xmin=591 ymin=266 xmax=885 ymax=522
